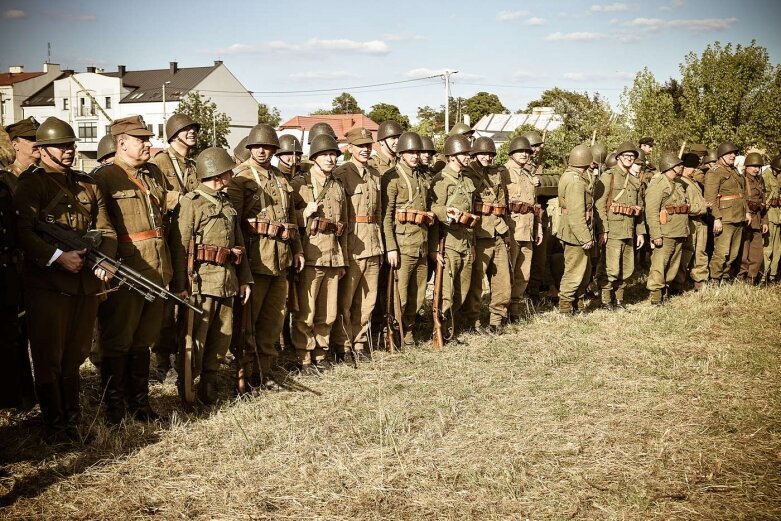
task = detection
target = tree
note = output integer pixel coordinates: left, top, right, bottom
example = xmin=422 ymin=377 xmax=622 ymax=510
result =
xmin=367 ymin=103 xmax=410 ymax=129
xmin=174 ymin=92 xmax=231 ymax=154
xmin=332 ymin=92 xmax=363 ymax=114
xmin=463 ymin=91 xmax=508 ymax=126
xmin=412 ymin=105 xmax=444 ymax=136
xmin=257 ymin=103 xmax=281 ymax=127
xmin=620 ymin=68 xmax=682 ymax=153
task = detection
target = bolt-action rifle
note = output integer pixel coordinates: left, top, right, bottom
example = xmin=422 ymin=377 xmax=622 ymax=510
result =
xmin=432 ymin=237 xmax=446 ymax=350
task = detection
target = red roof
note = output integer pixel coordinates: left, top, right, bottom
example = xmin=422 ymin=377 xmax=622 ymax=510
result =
xmin=0 ymin=72 xmax=45 ymax=86
xmin=279 ymin=114 xmax=379 ymax=141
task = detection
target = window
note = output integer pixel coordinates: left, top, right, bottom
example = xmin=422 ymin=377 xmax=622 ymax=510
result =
xmin=105 ymin=96 xmax=111 ymax=109
xmin=147 ymin=124 xmax=153 ymax=133
xmin=158 ymin=124 xmax=164 ymax=138
xmin=78 ymin=123 xmax=97 ymax=142
xmin=105 ymin=125 xmax=111 ymax=135
xmin=63 ymin=98 xmax=69 ymax=110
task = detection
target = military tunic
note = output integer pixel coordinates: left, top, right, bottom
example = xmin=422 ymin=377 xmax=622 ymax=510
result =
xmin=0 ymin=159 xmax=26 ymax=193
xmin=738 ymin=173 xmax=768 ymax=281
xmin=505 ymin=159 xmax=540 ymax=313
xmin=675 ymin=175 xmax=709 ymax=288
xmin=368 ymin=150 xmax=396 ymax=174
xmin=557 ymin=166 xmax=595 ymax=305
xmin=763 ymin=168 xmax=781 ymax=280
xmin=525 ymin=159 xmax=549 ymax=297
xmin=705 ymin=161 xmax=748 ymax=279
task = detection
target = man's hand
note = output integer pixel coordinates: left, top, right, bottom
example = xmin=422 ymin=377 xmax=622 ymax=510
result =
xmin=762 ymin=223 xmax=769 ymax=235
xmin=746 ymin=212 xmax=752 ymax=226
xmin=713 ymin=218 xmax=723 ymax=235
xmin=240 ymin=284 xmax=251 ymax=305
xmin=293 ymin=253 xmax=305 ymax=273
xmin=535 ymin=224 xmax=543 ymax=246
xmin=636 ymin=234 xmax=645 ymax=249
xmin=582 ymin=240 xmax=594 ymax=251
xmin=531 ymin=175 xmax=541 ymax=187
xmin=652 ymin=238 xmax=663 ymax=248
xmin=386 ymin=250 xmax=399 ymax=268
xmin=56 ymin=249 xmax=86 ymax=273
xmin=303 ymin=201 xmax=318 ymax=220
xmin=599 ymin=232 xmax=608 ymax=246
xmin=338 ymin=268 xmax=346 ymax=279
xmin=176 ymin=290 xmax=189 ymax=300
xmin=93 ymin=266 xmax=113 ymax=282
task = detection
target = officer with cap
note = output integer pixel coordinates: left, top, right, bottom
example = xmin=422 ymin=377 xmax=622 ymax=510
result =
xmin=170 ymin=147 xmax=252 ymax=405
xmin=1 ymin=117 xmax=40 ymax=192
xmin=556 ymin=144 xmax=596 ymax=314
xmin=290 ymin=134 xmax=348 ymax=372
xmin=737 ymin=152 xmax=768 ymax=283
xmin=763 ymin=155 xmax=781 ymax=283
xmin=14 ymin=117 xmax=115 ymax=441
xmin=369 ymin=120 xmax=402 ymax=173
xmin=330 ymin=127 xmax=383 ymax=361
xmin=92 ymin=115 xmax=170 ymax=424
xmin=705 ymin=142 xmax=750 ymax=282
xmin=228 ymin=124 xmax=304 ymax=388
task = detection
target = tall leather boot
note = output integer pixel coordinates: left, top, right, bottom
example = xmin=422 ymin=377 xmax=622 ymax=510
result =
xmin=127 ymin=350 xmax=160 ymax=422
xmin=197 ymin=373 xmax=218 ymax=407
xmin=100 ymin=355 xmax=127 ymax=426
xmin=35 ymin=382 xmax=68 ymax=444
xmin=60 ymin=374 xmax=82 ymax=440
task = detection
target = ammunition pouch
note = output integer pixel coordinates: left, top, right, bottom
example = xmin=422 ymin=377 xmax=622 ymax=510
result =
xmin=308 ymin=217 xmax=345 ymax=237
xmin=509 ymin=201 xmax=534 ymax=215
xmin=609 ymin=202 xmax=644 ymax=216
xmin=247 ymin=218 xmax=299 ymax=241
xmin=473 ymin=201 xmax=507 ymax=216
xmin=447 ymin=207 xmax=481 ymax=228
xmin=664 ymin=204 xmax=690 ymax=215
xmin=195 ymin=244 xmax=244 ymax=266
xmin=769 ymin=198 xmax=781 ymax=208
xmin=747 ymin=200 xmax=764 ymax=213
xmin=395 ymin=208 xmax=436 ymax=226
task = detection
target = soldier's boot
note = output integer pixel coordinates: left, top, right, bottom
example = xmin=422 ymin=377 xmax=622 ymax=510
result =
xmin=152 ymin=353 xmax=171 ymax=384
xmin=126 ymin=350 xmax=160 ymax=422
xmin=649 ymin=290 xmax=663 ymax=305
xmin=36 ymin=382 xmax=69 ymax=444
xmin=601 ymin=289 xmax=614 ymax=310
xmin=60 ymin=373 xmax=82 ymax=441
xmin=100 ymin=356 xmax=127 ymax=426
xmin=558 ymin=299 xmax=573 ymax=315
xmin=197 ymin=374 xmax=218 ymax=407
xmin=614 ymin=288 xmax=626 ymax=310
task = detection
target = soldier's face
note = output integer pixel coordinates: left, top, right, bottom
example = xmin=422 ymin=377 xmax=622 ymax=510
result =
xmin=383 ymin=136 xmax=399 ymax=154
xmin=746 ymin=166 xmax=760 ymax=176
xmin=176 ymin=125 xmax=198 ymax=147
xmin=475 ymin=153 xmax=494 ymax=167
xmin=12 ymin=137 xmax=40 ymax=161
xmin=455 ymin=152 xmax=470 ymax=168
xmin=531 ymin=144 xmax=541 ymax=157
xmin=313 ymin=152 xmax=338 ymax=173
xmin=721 ymin=152 xmax=736 ymax=166
xmin=511 ymin=151 xmax=530 ymax=165
xmin=672 ymin=164 xmax=683 ymax=177
xmin=618 ymin=153 xmax=635 ymax=169
xmin=419 ymin=152 xmax=433 ymax=166
xmin=41 ymin=143 xmax=75 ymax=169
xmin=640 ymin=144 xmax=653 ymax=154
xmin=277 ymin=152 xmax=301 ymax=169
xmin=400 ymin=151 xmax=419 ymax=168
xmin=349 ymin=143 xmax=372 ymax=164
xmin=630 ymin=163 xmax=642 ymax=177
xmin=120 ymin=135 xmax=151 ymax=163
xmin=250 ymin=145 xmax=275 ymax=165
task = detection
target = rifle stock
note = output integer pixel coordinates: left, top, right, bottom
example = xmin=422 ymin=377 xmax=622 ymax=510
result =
xmin=432 ymin=237 xmax=446 ymax=350
xmin=392 ymin=268 xmax=405 ymax=352
xmin=182 ymin=238 xmax=196 ymax=407
xmin=287 ymin=268 xmax=299 ymax=313
xmin=384 ymin=267 xmax=399 ymax=353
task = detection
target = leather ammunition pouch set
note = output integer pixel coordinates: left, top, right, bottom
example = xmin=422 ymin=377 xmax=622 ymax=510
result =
xmin=473 ymin=201 xmax=507 ymax=216
xmin=717 ymin=193 xmax=742 ymax=208
xmin=395 ymin=208 xmax=436 ymax=226
xmin=447 ymin=207 xmax=481 ymax=228
xmin=664 ymin=204 xmax=690 ymax=215
xmin=609 ymin=202 xmax=643 ymax=216
xmin=768 ymin=198 xmax=781 ymax=208
xmin=508 ymin=201 xmax=534 ymax=215
xmin=195 ymin=244 xmax=244 ymax=266
xmin=308 ymin=217 xmax=345 ymax=237
xmin=246 ymin=218 xmax=299 ymax=241
xmin=747 ymin=200 xmax=765 ymax=213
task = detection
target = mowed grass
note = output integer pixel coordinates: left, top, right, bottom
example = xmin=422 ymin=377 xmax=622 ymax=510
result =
xmin=1 ymin=282 xmax=780 ymax=520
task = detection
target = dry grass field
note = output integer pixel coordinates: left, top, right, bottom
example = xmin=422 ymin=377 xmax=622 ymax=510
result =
xmin=1 ymin=282 xmax=780 ymax=520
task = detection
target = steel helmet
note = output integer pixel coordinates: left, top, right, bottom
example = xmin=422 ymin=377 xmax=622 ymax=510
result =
xmin=196 ymin=147 xmax=236 ymax=180
xmin=470 ymin=136 xmax=496 ymax=155
xmin=166 ymin=113 xmax=200 ymax=142
xmin=377 ymin=120 xmax=403 ymax=141
xmin=444 ymin=135 xmax=471 ymax=156
xmin=771 ymin=155 xmax=781 ymax=171
xmin=615 ymin=140 xmax=639 ymax=158
xmin=591 ymin=143 xmax=608 ymax=164
xmin=396 ymin=132 xmax=423 ymax=154
xmin=233 ymin=136 xmax=250 ymax=162
xmin=703 ymin=149 xmax=718 ymax=164
xmin=420 ymin=135 xmax=437 ymax=153
xmin=605 ymin=152 xmax=618 ymax=169
xmin=744 ymin=152 xmax=764 ymax=167
xmin=568 ymin=144 xmax=593 ymax=168
xmin=307 ymin=122 xmax=336 ymax=144
xmin=97 ymin=134 xmax=116 ymax=162
xmin=308 ymin=134 xmax=342 ymax=159
xmin=658 ymin=151 xmax=683 ymax=173
xmin=508 ymin=136 xmax=532 ymax=154
xmin=521 ymin=130 xmax=543 ymax=147
xmin=635 ymin=149 xmax=648 ymax=166
xmin=276 ymin=134 xmax=303 ymax=155
xmin=246 ymin=124 xmax=280 ymax=149
xmin=35 ymin=117 xmax=78 ymax=146
xmin=448 ymin=122 xmax=474 ymax=137
xmin=717 ymin=141 xmax=739 ymax=157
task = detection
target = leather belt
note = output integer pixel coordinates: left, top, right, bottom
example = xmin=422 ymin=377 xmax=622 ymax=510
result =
xmin=719 ymin=193 xmax=743 ymax=201
xmin=118 ymin=227 xmax=164 ymax=243
xmin=350 ymin=215 xmax=376 ymax=223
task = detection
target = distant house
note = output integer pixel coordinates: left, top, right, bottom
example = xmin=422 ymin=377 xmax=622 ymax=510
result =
xmin=472 ymin=107 xmax=564 ymax=146
xmin=279 ymin=114 xmax=379 ymax=155
xmin=22 ymin=61 xmax=257 ymax=159
xmin=0 ymin=63 xmax=63 ymax=128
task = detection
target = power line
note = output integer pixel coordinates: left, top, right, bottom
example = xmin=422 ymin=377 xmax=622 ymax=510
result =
xmin=250 ymin=74 xmax=443 ymax=94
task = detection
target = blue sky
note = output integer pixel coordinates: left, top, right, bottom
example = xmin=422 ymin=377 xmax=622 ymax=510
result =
xmin=1 ymin=0 xmax=779 ymax=123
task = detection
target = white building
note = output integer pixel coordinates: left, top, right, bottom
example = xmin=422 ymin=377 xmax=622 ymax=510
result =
xmin=22 ymin=61 xmax=257 ymax=159
xmin=0 ymin=63 xmax=63 ymax=128
xmin=472 ymin=107 xmax=564 ymax=146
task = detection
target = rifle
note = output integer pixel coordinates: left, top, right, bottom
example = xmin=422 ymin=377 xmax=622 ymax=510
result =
xmin=287 ymin=267 xmax=299 ymax=313
xmin=383 ymin=267 xmax=402 ymax=353
xmin=432 ymin=237 xmax=446 ymax=350
xmin=678 ymin=141 xmax=687 ymax=160
xmin=182 ymin=237 xmax=196 ymax=408
xmin=392 ymin=268 xmax=405 ymax=352
xmin=231 ymin=296 xmax=252 ymax=396
xmin=34 ymin=220 xmax=202 ymax=314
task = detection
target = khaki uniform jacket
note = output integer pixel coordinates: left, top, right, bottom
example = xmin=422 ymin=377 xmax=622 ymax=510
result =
xmin=504 ymin=159 xmax=538 ymax=242
xmin=92 ymin=157 xmax=172 ymax=285
xmin=381 ymin=162 xmax=431 ymax=257
xmin=368 ymin=150 xmax=395 ymax=174
xmin=334 ymin=161 xmax=384 ymax=260
xmin=557 ymin=167 xmax=594 ymax=246
xmin=524 ymin=159 xmax=544 ymax=177
xmin=594 ymin=166 xmax=645 ymax=240
xmin=763 ymin=168 xmax=781 ymax=224
xmin=228 ymin=160 xmax=302 ymax=276
xmin=14 ymin=164 xmax=115 ymax=295
xmin=745 ymin=173 xmax=768 ymax=230
xmin=680 ymin=176 xmax=708 ymax=217
xmin=431 ymin=165 xmax=476 ymax=252
xmin=645 ymin=174 xmax=689 ymax=240
xmin=170 ymin=183 xmax=252 ymax=297
xmin=704 ymin=162 xmax=748 ymax=223
xmin=290 ymin=166 xmax=348 ymax=267
xmin=151 ymin=148 xmax=198 ymax=213
xmin=466 ymin=162 xmax=509 ymax=240
xmin=0 ymin=159 xmax=27 ymax=193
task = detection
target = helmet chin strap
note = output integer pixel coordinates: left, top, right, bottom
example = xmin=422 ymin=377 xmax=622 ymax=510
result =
xmin=456 ymin=155 xmax=470 ymax=169
xmin=42 ymin=146 xmax=71 ymax=171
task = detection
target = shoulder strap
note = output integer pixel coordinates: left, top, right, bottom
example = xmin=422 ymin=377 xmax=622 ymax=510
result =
xmin=43 ymin=172 xmax=94 ymax=222
xmin=611 ymin=170 xmax=631 ymax=203
xmin=195 ymin=189 xmax=235 ymax=240
xmin=167 ymin=149 xmax=187 ymax=191
xmin=397 ymin=166 xmax=418 ymax=209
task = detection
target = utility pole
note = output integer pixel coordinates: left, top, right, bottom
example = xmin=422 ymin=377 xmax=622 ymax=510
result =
xmin=212 ymin=112 xmax=216 ymax=146
xmin=162 ymin=81 xmax=171 ymax=143
xmin=443 ymin=70 xmax=458 ymax=134
xmin=0 ymin=92 xmax=4 ymax=127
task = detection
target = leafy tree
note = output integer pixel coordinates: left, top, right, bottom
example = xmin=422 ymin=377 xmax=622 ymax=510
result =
xmin=331 ymin=92 xmax=363 ymax=114
xmin=257 ymin=103 xmax=281 ymax=127
xmin=174 ymin=92 xmax=231 ymax=154
xmin=367 ymin=103 xmax=410 ymax=129
xmin=413 ymin=105 xmax=445 ymax=136
xmin=463 ymin=91 xmax=508 ymax=126
xmin=620 ymin=67 xmax=682 ymax=154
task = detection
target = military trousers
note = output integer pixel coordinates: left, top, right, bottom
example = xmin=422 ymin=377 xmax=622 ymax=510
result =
xmin=243 ymin=273 xmax=288 ymax=373
xmin=738 ymin=226 xmax=764 ymax=280
xmin=397 ymin=253 xmax=428 ymax=335
xmin=463 ymin=237 xmax=511 ymax=327
xmin=152 ymin=299 xmax=179 ymax=357
xmin=559 ymin=243 xmax=592 ymax=304
xmin=527 ymin=223 xmax=550 ymax=295
xmin=99 ymin=287 xmax=164 ymax=358
xmin=179 ymin=294 xmax=233 ymax=382
xmin=709 ymin=222 xmax=742 ymax=280
xmin=763 ymin=222 xmax=781 ymax=280
xmin=647 ymin=237 xmax=684 ymax=292
xmin=598 ymin=237 xmax=635 ymax=302
xmin=292 ymin=266 xmax=340 ymax=363
xmin=442 ymin=247 xmax=473 ymax=323
xmin=25 ymin=288 xmax=98 ymax=385
xmin=509 ymin=239 xmax=533 ymax=316
xmin=331 ymin=256 xmax=380 ymax=353
xmin=676 ymin=218 xmax=709 ymax=286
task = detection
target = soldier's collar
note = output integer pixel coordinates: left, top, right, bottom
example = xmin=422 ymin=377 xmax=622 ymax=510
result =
xmin=197 ymin=182 xmax=220 ymax=195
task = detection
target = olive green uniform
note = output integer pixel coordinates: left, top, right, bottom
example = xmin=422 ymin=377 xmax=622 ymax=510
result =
xmin=463 ymin=162 xmax=511 ymax=327
xmin=594 ymin=165 xmax=645 ymax=304
xmin=645 ymin=174 xmax=689 ymax=301
xmin=381 ymin=162 xmax=432 ymax=343
xmin=763 ymin=168 xmax=781 ymax=281
xmin=557 ymin=167 xmax=595 ymax=306
xmin=170 ymin=183 xmax=252 ymax=399
xmin=504 ymin=160 xmax=540 ymax=314
xmin=738 ymin=173 xmax=767 ymax=281
xmin=368 ymin=150 xmax=395 ymax=174
xmin=525 ymin=160 xmax=549 ymax=297
xmin=228 ymin=159 xmax=302 ymax=373
xmin=675 ymin=176 xmax=709 ymax=288
xmin=430 ymin=165 xmax=476 ymax=326
xmin=705 ymin=162 xmax=748 ymax=280
xmin=331 ymin=161 xmax=383 ymax=354
xmin=290 ymin=165 xmax=348 ymax=364
xmin=0 ymin=159 xmax=26 ymax=193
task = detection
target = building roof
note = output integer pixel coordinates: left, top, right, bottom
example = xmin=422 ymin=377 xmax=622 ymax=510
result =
xmin=0 ymin=71 xmax=45 ymax=86
xmin=22 ymin=73 xmax=71 ymax=106
xmin=279 ymin=114 xmax=379 ymax=140
xmin=472 ymin=112 xmax=564 ymax=140
xmin=101 ymin=64 xmax=217 ymax=103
